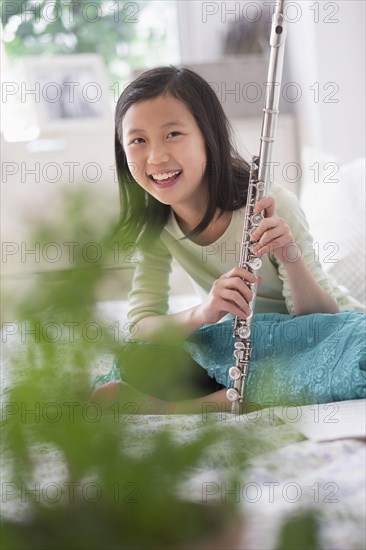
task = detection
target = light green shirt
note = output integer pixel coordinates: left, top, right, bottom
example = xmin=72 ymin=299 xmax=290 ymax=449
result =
xmin=128 ymin=183 xmax=363 ymax=323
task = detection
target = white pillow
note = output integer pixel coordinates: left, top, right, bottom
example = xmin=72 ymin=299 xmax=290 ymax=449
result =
xmin=300 ymin=148 xmax=365 ymax=305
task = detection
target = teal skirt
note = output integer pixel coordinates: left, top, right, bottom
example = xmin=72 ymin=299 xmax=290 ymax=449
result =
xmin=185 ymin=312 xmax=366 ymax=405
xmin=94 ymin=312 xmax=366 ymax=406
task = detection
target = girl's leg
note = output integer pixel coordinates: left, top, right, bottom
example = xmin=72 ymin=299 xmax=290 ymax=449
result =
xmin=91 ymin=341 xmax=255 ymax=415
xmin=115 ymin=341 xmax=225 ymax=401
xmin=91 ymin=382 xmax=256 ymax=415
xmin=91 ymin=381 xmax=176 ymax=414
xmin=173 ymin=387 xmax=234 ymax=414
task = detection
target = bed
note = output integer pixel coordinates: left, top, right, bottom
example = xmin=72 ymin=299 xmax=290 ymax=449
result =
xmin=1 ymin=155 xmax=365 ymax=549
xmin=95 ymin=300 xmax=366 ymax=549
xmin=2 ymin=292 xmax=365 ymax=549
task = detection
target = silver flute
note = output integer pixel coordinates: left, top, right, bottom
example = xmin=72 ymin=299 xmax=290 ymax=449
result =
xmin=226 ymin=0 xmax=288 ymax=413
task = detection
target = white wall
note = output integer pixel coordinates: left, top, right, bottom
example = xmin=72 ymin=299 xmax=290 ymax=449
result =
xmin=286 ymin=0 xmax=365 ymax=162
xmin=2 ymin=1 xmax=364 ymax=306
xmin=177 ymin=0 xmax=366 ymax=162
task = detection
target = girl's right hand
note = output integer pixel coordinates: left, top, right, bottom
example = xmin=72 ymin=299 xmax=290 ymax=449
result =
xmin=196 ymin=267 xmax=259 ymax=325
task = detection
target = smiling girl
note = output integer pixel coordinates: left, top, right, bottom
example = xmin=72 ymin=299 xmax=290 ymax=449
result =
xmin=92 ymin=66 xmax=365 ymax=414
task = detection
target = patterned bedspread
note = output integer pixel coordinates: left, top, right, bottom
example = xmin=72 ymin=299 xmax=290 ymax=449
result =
xmin=1 ymin=300 xmax=365 ymax=549
xmin=119 ymin=412 xmax=365 ymax=550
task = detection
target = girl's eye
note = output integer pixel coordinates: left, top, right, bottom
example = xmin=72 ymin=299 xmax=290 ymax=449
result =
xmin=131 ymin=137 xmax=145 ymax=145
xmin=167 ymin=131 xmax=181 ymax=138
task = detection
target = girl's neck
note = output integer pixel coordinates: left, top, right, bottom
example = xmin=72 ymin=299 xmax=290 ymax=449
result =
xmin=173 ymin=208 xmax=233 ymax=245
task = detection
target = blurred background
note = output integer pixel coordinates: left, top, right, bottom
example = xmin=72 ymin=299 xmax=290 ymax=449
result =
xmin=1 ymin=0 xmax=365 ymax=308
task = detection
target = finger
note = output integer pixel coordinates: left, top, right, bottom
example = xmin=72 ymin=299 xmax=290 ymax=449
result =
xmin=230 ymin=278 xmax=254 ymax=302
xmin=228 ymin=305 xmax=250 ymax=320
xmin=254 ymin=196 xmax=276 ymax=217
xmin=254 ymin=243 xmax=278 ymax=257
xmin=213 ymin=296 xmax=250 ymax=320
xmin=250 ymin=217 xmax=279 ymax=242
xmin=222 ymin=289 xmax=251 ymax=315
xmin=225 ymin=299 xmax=251 ymax=320
xmin=253 ymin=240 xmax=282 ymax=257
xmin=230 ymin=306 xmax=251 ymax=320
xmin=254 ymin=234 xmax=290 ymax=257
xmin=255 ymin=226 xmax=284 ymax=250
xmin=223 ymin=267 xmax=257 ymax=284
xmin=222 ymin=276 xmax=255 ymax=302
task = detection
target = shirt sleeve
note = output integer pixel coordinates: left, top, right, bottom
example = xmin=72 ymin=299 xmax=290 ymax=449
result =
xmin=270 ymin=183 xmax=337 ymax=314
xmin=127 ymin=237 xmax=173 ymax=324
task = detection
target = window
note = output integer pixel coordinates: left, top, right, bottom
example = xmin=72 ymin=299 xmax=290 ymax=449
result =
xmin=1 ymin=0 xmax=180 ymax=141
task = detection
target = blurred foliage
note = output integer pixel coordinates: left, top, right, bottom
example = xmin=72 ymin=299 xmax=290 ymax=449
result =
xmin=0 ymin=188 xmax=243 ymax=549
xmin=2 ymin=366 xmax=232 ymax=549
xmin=1 ymin=1 xmax=138 ymax=56
xmin=1 ymin=188 xmax=321 ymax=549
xmin=0 ymin=0 xmax=177 ymax=81
xmin=276 ymin=511 xmax=320 ymax=550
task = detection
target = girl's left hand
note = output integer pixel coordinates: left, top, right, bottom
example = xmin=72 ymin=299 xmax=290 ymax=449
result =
xmin=250 ymin=196 xmax=297 ymax=264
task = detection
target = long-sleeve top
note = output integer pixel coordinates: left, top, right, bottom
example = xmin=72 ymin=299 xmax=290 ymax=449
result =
xmin=128 ymin=183 xmax=364 ymax=324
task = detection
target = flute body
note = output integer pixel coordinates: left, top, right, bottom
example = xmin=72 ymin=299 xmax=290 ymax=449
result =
xmin=226 ymin=0 xmax=288 ymax=413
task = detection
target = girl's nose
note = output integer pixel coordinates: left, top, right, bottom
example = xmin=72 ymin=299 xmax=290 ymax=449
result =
xmin=147 ymin=143 xmax=170 ymax=165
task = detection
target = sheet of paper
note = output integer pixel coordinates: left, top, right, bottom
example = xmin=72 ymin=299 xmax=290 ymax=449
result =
xmin=273 ymin=399 xmax=366 ymax=441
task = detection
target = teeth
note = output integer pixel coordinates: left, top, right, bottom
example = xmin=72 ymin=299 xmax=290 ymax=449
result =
xmin=152 ymin=171 xmax=180 ymax=181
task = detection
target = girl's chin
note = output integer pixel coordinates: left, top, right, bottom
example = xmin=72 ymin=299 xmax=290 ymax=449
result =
xmin=153 ymin=195 xmax=176 ymax=206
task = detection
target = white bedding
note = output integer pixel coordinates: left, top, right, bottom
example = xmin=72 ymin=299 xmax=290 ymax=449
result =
xmin=1 ymin=299 xmax=365 ymax=549
xmin=124 ymin=412 xmax=366 ymax=549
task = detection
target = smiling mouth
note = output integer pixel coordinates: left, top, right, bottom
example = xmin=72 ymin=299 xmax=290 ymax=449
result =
xmin=149 ymin=170 xmax=182 ymax=186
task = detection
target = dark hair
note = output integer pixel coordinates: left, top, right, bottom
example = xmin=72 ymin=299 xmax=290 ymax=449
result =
xmin=114 ymin=65 xmax=250 ymax=246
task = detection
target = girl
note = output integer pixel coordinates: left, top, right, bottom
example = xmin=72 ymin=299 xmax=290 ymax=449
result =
xmin=92 ymin=66 xmax=365 ymax=414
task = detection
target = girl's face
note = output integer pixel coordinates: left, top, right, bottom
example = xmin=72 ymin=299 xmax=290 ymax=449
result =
xmin=121 ymin=94 xmax=208 ymax=217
